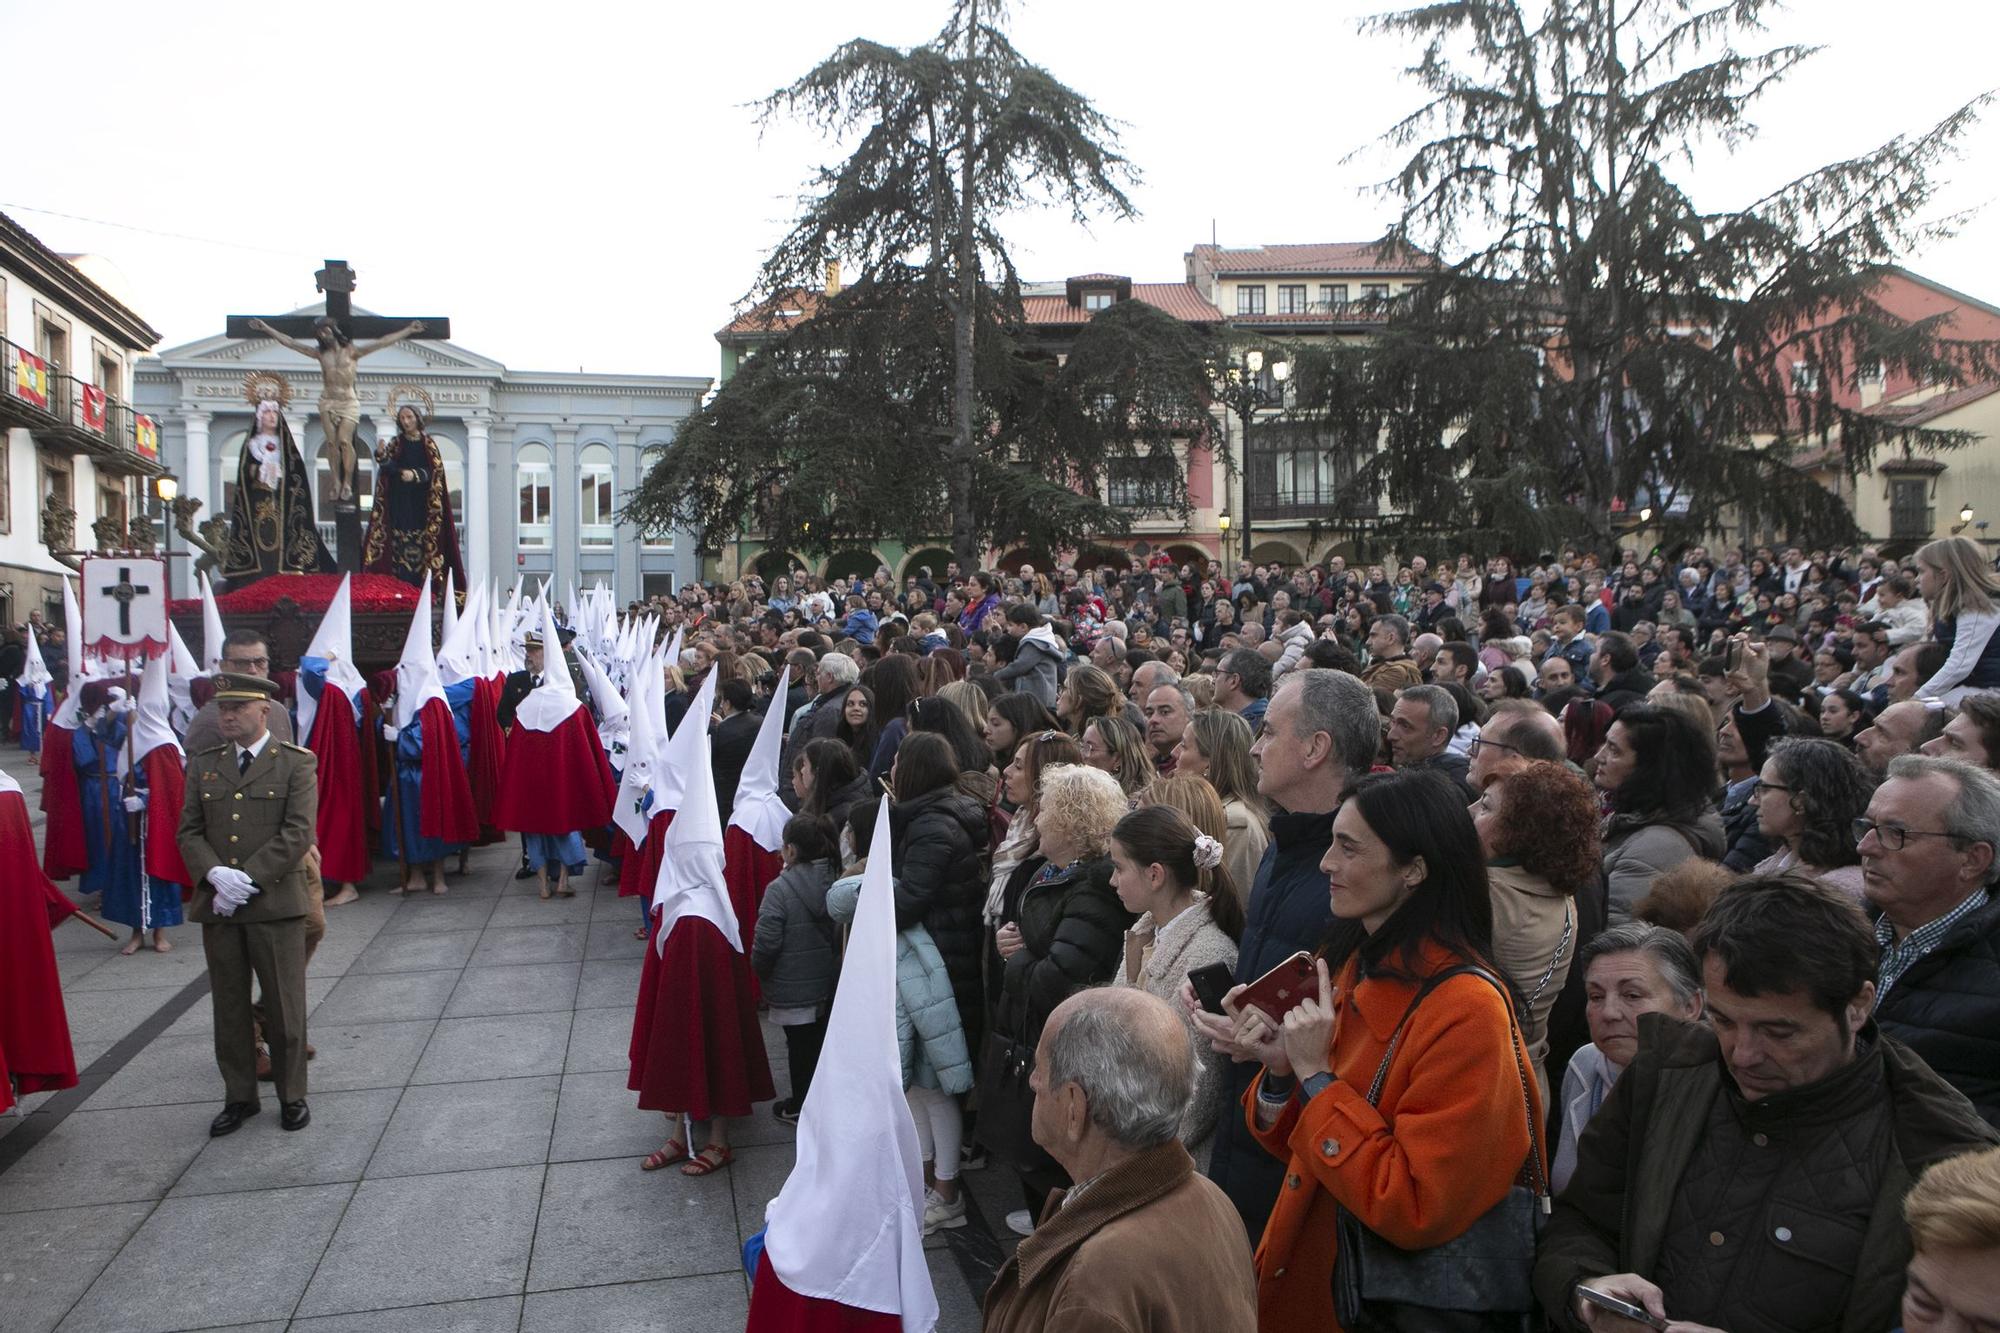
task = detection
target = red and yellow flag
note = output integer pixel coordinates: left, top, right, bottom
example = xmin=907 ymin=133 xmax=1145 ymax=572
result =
xmin=13 ymin=348 xmax=48 ymax=409
xmin=134 ymin=414 xmax=159 ymax=459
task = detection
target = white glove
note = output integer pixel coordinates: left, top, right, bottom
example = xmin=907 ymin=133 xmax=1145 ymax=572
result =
xmin=206 ymin=866 xmax=257 ymax=908
xmin=123 ymin=793 xmax=147 ymax=812
xmin=107 ymin=688 xmax=134 ymax=716
xmin=383 ymin=721 xmax=399 ymax=741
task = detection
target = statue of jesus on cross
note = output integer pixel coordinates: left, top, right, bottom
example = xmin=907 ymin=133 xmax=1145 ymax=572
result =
xmin=248 ymin=314 xmax=425 ymax=502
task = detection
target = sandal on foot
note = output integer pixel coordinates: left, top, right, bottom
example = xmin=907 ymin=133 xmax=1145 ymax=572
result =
xmin=680 ymin=1144 xmax=733 ymax=1177
xmin=641 ymin=1138 xmax=689 ymax=1171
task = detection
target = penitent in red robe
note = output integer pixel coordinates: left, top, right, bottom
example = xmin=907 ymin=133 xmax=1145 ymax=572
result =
xmin=0 ymin=787 xmax=80 ymax=1101
xmin=305 ymin=685 xmax=370 ymax=884
xmin=492 ymin=708 xmax=615 ymax=835
xmin=38 ymin=721 xmax=88 ymax=881
xmin=626 ymin=807 xmax=774 ymax=1121
xmin=723 ymin=824 xmax=784 ymax=1008
xmin=465 ymin=675 xmax=508 ymax=845
xmin=746 ymin=1252 xmax=903 ymax=1333
xmin=139 ymin=744 xmax=191 ymax=894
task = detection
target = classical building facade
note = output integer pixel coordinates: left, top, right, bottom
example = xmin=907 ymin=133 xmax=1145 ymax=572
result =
xmin=0 ymin=211 xmax=165 ymax=627
xmin=135 ymin=309 xmax=710 ymax=599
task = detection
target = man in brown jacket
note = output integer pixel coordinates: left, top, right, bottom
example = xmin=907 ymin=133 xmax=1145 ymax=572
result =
xmin=1359 ymin=613 xmax=1424 ymax=693
xmin=982 ymin=988 xmax=1256 ymax=1333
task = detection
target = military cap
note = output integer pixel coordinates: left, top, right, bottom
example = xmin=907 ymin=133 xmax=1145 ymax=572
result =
xmin=211 ymin=671 xmax=281 ymax=702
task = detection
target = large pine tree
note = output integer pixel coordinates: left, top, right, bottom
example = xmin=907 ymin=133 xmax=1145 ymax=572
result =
xmin=624 ymin=0 xmax=1210 ymax=569
xmin=1312 ymin=0 xmax=1996 ymax=554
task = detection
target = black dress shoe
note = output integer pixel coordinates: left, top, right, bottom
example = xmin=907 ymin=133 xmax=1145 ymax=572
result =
xmin=210 ymin=1102 xmax=260 ymax=1137
xmin=513 ymin=860 xmax=537 ymax=881
xmin=281 ymin=1100 xmax=311 ymax=1132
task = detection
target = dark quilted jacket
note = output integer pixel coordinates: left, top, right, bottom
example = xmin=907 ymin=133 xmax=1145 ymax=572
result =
xmin=890 ymin=787 xmax=992 ymax=1049
xmin=1534 ymin=1015 xmax=1999 ymax=1333
xmin=1873 ymin=897 xmax=2000 ymax=1127
xmin=991 ymin=855 xmax=1132 ymax=1049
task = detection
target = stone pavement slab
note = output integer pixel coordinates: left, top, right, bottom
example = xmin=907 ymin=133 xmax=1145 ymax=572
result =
xmin=410 ymin=1011 xmax=573 ymax=1085
xmin=168 ymin=1087 xmax=400 ymax=1197
xmin=520 ymin=1272 xmax=749 ymax=1331
xmin=55 ymin=1181 xmax=351 ymax=1333
xmin=311 ymin=969 xmax=458 ymax=1026
xmin=365 ymin=1076 xmax=560 ymax=1178
xmin=294 ymin=1019 xmax=436 ymax=1093
xmin=346 ymin=928 xmax=481 ymax=975
xmin=0 ymin=1103 xmax=217 ymax=1213
xmin=562 ymin=1005 xmax=633 ymax=1074
xmin=288 ymin=1295 xmax=523 ymax=1332
xmin=444 ymin=960 xmax=581 ymax=1017
xmin=468 ymin=924 xmax=587 ymax=967
xmin=295 ymin=1164 xmax=545 ymax=1317
xmin=0 ymin=1200 xmax=155 ymax=1333
xmin=526 ymin=1156 xmax=740 ymax=1291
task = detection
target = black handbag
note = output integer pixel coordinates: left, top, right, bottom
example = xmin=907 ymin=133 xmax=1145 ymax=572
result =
xmin=1331 ymin=965 xmax=1550 ymax=1333
xmin=973 ymin=966 xmax=1052 ymax=1171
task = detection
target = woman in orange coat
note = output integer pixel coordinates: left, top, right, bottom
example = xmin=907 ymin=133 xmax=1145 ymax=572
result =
xmin=1206 ymin=769 xmax=1545 ymax=1331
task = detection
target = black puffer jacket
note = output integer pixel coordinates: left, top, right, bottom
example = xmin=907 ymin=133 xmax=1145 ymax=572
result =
xmin=1873 ymin=897 xmax=2000 ymax=1127
xmin=891 ymin=787 xmax=992 ymax=1046
xmin=991 ymin=854 xmax=1132 ymax=1049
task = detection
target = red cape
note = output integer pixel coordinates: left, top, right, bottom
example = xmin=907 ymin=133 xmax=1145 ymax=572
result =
xmin=0 ymin=790 xmax=80 ymax=1098
xmin=724 ymin=824 xmax=784 ymax=1007
xmin=466 ymin=674 xmax=508 ymax=832
xmin=416 ymin=696 xmax=480 ymax=845
xmin=492 ymin=708 xmax=615 ymax=834
xmin=746 ymin=1253 xmax=903 ymax=1333
xmin=38 ymin=721 xmax=88 ymax=880
xmin=306 ymin=686 xmax=371 ymax=884
xmin=139 ymin=744 xmax=191 ymax=890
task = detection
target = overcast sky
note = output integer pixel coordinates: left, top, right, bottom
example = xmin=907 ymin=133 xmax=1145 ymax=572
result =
xmin=7 ymin=0 xmax=1996 ymax=381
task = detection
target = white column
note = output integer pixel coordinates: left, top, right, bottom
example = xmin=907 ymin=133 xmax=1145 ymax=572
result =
xmin=465 ymin=414 xmax=492 ymax=589
xmin=182 ymin=410 xmax=212 ymax=507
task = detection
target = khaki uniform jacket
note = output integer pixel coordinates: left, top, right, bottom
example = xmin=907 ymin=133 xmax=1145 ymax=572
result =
xmin=178 ymin=740 xmax=318 ymax=924
xmin=983 ymin=1138 xmax=1257 ymax=1333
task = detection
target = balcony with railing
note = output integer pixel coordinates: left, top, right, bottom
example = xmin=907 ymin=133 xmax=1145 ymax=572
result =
xmin=1 ymin=334 xmax=163 ymax=473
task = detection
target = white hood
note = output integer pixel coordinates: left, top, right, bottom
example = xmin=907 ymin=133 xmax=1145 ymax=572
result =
xmin=651 ymin=711 xmax=740 ymax=953
xmin=299 ymin=574 xmax=369 ymax=740
xmin=16 ymin=626 xmax=51 ymax=690
xmin=392 ymin=576 xmax=449 ymax=733
xmin=726 ymin=665 xmax=793 ymax=853
xmin=512 ymin=598 xmax=583 ymax=733
xmin=131 ymin=653 xmax=181 ymax=760
xmin=199 ymin=572 xmax=225 ymax=672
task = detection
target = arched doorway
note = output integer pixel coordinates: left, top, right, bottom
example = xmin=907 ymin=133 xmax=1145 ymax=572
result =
xmin=901 ymin=547 xmax=956 ymax=584
xmin=1249 ymin=539 xmax=1306 ymax=568
xmin=754 ymin=549 xmax=805 ymax=582
xmin=824 ymin=549 xmax=884 ymax=586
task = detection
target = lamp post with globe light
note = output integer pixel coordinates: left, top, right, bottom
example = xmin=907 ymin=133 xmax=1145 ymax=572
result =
xmin=1217 ymin=348 xmax=1290 ymax=565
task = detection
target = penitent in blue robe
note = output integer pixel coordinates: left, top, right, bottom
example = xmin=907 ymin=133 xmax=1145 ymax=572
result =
xmin=382 ymin=678 xmax=476 ymax=863
xmin=76 ymin=716 xmax=183 ymax=929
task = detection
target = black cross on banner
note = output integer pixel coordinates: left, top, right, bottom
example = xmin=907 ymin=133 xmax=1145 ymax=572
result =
xmin=100 ymin=566 xmax=150 ymax=636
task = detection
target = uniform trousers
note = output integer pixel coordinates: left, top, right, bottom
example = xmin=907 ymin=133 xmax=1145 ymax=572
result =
xmin=204 ymin=916 xmax=309 ymax=1104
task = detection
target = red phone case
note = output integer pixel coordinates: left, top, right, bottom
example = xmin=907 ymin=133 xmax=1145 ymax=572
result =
xmin=1238 ymin=951 xmax=1318 ymax=1023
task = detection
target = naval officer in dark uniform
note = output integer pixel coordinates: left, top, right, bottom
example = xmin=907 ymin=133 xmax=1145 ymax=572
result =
xmin=177 ymin=672 xmax=318 ymax=1136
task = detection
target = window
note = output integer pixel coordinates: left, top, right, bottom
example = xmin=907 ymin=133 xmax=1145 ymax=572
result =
xmin=1360 ymin=284 xmax=1390 ymax=302
xmin=1107 ymin=455 xmax=1178 ymax=511
xmin=579 ymin=442 xmax=614 ymax=547
xmin=34 ymin=306 xmax=69 ymax=370
xmin=1318 ymin=283 xmax=1347 ymax=310
xmin=1276 ymin=285 xmax=1308 ymax=314
xmin=98 ymin=482 xmax=127 ymax=536
xmin=1857 ymin=360 xmax=1885 ymax=387
xmin=1791 ymin=362 xmax=1820 ymax=393
xmin=517 ymin=442 xmax=553 ymax=549
xmin=641 ymin=447 xmax=673 ymax=548
xmin=1082 ymin=290 xmax=1113 ymax=311
xmin=1236 ymin=285 xmax=1266 ymax=315
xmin=94 ymin=341 xmax=121 ymax=400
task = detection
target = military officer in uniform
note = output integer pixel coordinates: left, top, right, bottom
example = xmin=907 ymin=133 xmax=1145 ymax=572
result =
xmin=178 ymin=672 xmax=318 ymax=1136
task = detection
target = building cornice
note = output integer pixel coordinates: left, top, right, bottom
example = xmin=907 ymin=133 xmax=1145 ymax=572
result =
xmin=0 ymin=210 xmax=163 ymax=349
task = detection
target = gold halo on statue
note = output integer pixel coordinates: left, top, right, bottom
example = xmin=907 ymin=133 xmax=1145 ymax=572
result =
xmin=241 ymin=370 xmax=292 ymax=409
xmin=384 ymin=383 xmax=436 ymax=425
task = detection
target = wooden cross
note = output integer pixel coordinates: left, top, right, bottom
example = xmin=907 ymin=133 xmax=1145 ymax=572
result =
xmin=99 ymin=565 xmax=151 ymax=636
xmin=224 ymin=260 xmax=452 ymax=342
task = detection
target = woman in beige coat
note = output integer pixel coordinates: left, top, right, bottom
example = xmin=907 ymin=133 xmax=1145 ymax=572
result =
xmin=1469 ymin=759 xmax=1602 ymax=1094
xmin=1107 ymin=804 xmax=1245 ymax=1160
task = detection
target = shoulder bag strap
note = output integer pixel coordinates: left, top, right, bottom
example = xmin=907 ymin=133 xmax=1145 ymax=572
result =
xmin=1359 ymin=963 xmax=1551 ymax=1204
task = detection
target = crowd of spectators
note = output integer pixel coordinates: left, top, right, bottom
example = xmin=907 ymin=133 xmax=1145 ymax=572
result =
xmin=574 ymin=535 xmax=2000 ymax=1330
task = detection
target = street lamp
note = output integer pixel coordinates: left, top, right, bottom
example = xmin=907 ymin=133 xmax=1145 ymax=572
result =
xmin=1221 ymin=349 xmax=1290 ymax=565
xmin=1953 ymin=502 xmax=1977 ymax=535
xmin=155 ymin=475 xmax=180 ymax=594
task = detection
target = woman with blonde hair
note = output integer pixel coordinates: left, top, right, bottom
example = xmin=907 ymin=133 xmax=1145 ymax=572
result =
xmin=1077 ymin=713 xmax=1153 ymax=799
xmin=1168 ymin=709 xmax=1271 ymax=894
xmin=1055 ymin=662 xmax=1124 ymax=737
xmin=1142 ymin=774 xmax=1249 ymax=914
xmin=1912 ymin=534 xmax=2000 ymax=703
xmin=935 ymin=678 xmax=990 ymax=738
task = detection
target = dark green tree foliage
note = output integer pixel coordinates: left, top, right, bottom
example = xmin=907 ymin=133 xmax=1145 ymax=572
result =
xmin=1318 ymin=0 xmax=1996 ymax=553
xmin=622 ymin=269 xmax=1214 ymax=562
xmin=625 ymin=0 xmax=1183 ymax=566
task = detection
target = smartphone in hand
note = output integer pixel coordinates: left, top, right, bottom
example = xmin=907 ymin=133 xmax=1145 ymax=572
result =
xmin=1236 ymin=951 xmax=1319 ymax=1024
xmin=1187 ymin=962 xmax=1236 ymax=1016
xmin=1576 ymin=1285 xmax=1669 ymax=1331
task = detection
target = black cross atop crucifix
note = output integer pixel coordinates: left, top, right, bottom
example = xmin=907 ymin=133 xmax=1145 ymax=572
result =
xmin=100 ymin=565 xmax=150 ymax=636
xmin=224 ymin=260 xmax=453 ymax=341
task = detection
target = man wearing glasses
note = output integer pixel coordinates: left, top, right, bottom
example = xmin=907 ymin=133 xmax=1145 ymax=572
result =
xmin=184 ymin=630 xmax=293 ymax=753
xmin=1858 ymin=754 xmax=2000 ymax=1126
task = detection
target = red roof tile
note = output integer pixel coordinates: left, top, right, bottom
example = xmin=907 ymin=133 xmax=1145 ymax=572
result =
xmin=1021 ymin=283 xmax=1222 ymax=326
xmin=1188 ymin=240 xmax=1434 ymax=275
xmin=1862 ymin=380 xmax=2000 ymax=427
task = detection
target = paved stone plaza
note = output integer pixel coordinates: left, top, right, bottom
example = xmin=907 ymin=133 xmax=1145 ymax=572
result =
xmin=0 ymin=749 xmax=1008 ymax=1333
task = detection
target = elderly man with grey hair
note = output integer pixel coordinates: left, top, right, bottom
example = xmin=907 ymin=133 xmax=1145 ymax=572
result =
xmin=982 ymin=988 xmax=1256 ymax=1333
xmin=1861 ymin=753 xmax=2000 ymax=1124
xmin=1388 ymin=684 xmax=1477 ymax=801
xmin=781 ymin=651 xmax=862 ymax=779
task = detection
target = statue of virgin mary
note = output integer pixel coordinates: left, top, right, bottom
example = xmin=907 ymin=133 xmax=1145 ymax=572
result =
xmin=220 ymin=398 xmax=335 ymax=584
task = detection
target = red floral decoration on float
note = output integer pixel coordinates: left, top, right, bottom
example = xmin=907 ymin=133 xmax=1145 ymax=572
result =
xmin=168 ymin=573 xmax=421 ymax=617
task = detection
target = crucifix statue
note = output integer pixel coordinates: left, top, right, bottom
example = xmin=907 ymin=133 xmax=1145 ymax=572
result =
xmin=227 ymin=261 xmax=452 ymax=505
